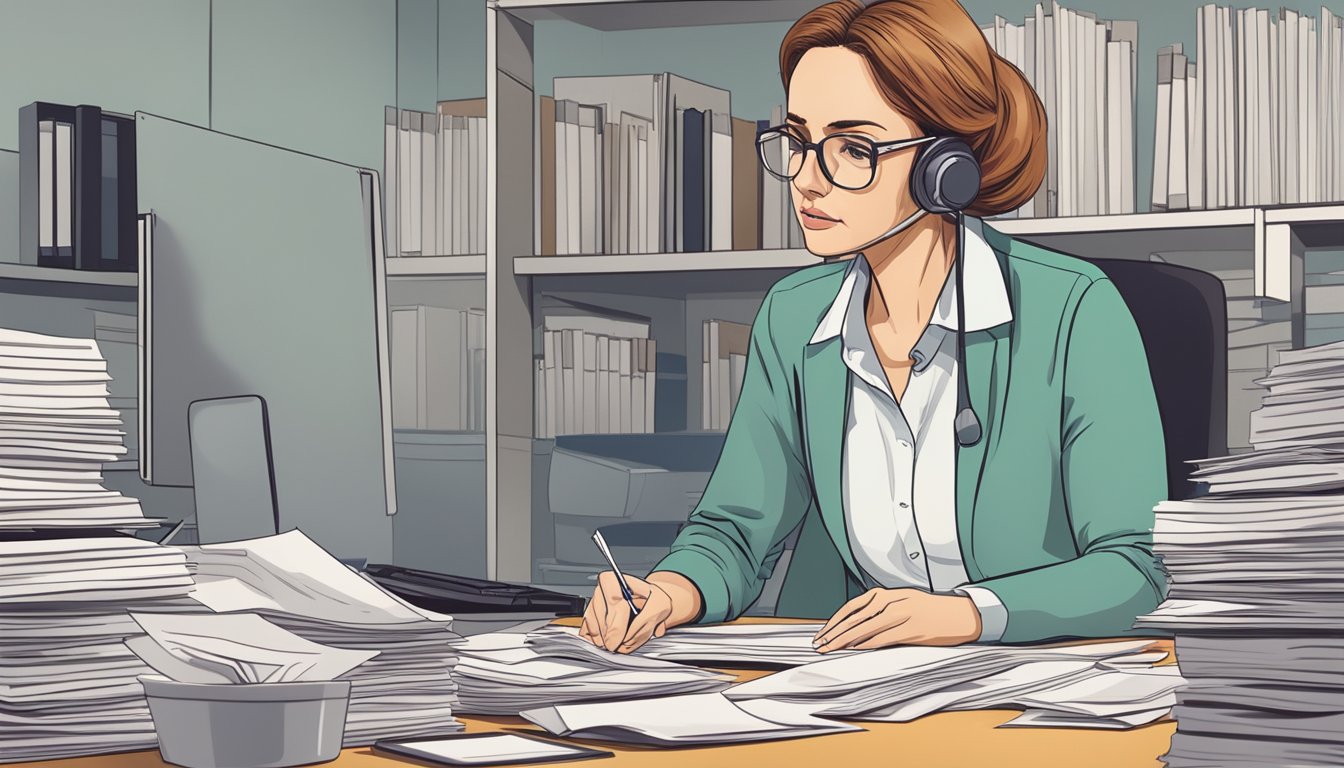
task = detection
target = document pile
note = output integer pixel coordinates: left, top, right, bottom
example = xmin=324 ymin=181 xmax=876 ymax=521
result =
xmin=0 ymin=537 xmax=196 ymax=762
xmin=723 ymin=638 xmax=1176 ymax=727
xmin=523 ymin=692 xmax=861 ymax=746
xmin=453 ymin=627 xmax=731 ymax=715
xmin=126 ymin=612 xmax=379 ymax=684
xmin=516 ymin=626 xmax=1180 ymax=746
xmin=183 ymin=530 xmax=465 ymax=745
xmin=1138 ymin=341 xmax=1344 ymax=768
xmin=0 ymin=327 xmax=153 ymax=530
xmin=0 ymin=328 xmax=197 ymax=762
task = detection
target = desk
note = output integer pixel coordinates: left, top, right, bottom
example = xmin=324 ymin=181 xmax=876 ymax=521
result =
xmin=10 ymin=622 xmax=1176 ymax=768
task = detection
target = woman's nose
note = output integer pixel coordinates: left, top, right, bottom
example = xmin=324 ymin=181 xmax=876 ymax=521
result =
xmin=794 ymin=147 xmax=831 ymax=195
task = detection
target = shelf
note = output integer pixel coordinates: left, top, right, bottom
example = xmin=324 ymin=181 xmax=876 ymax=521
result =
xmin=991 ymin=203 xmax=1344 ymax=237
xmin=515 ymin=248 xmax=824 ymax=275
xmin=492 ymin=0 xmax=825 ymax=30
xmin=385 ymin=255 xmax=486 ymax=277
xmin=0 ymin=263 xmax=137 ymax=287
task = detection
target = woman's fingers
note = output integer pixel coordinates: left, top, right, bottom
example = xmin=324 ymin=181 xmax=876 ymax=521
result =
xmin=815 ymin=590 xmax=912 ymax=650
xmin=617 ymin=588 xmax=672 ymax=653
xmin=814 ymin=590 xmax=879 ymax=643
xmin=820 ymin=607 xmax=912 ymax=652
xmin=597 ymin=572 xmax=638 ymax=651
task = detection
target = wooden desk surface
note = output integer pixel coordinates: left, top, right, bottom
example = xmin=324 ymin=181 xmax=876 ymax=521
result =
xmin=10 ymin=621 xmax=1176 ymax=768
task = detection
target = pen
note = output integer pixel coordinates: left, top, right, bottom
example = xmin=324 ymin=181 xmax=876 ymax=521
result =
xmin=591 ymin=530 xmax=640 ymax=617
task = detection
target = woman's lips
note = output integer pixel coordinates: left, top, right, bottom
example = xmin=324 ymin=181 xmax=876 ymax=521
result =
xmin=801 ymin=208 xmax=840 ymax=229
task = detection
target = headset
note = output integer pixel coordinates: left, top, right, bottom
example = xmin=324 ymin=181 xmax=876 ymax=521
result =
xmin=844 ymin=137 xmax=984 ymax=447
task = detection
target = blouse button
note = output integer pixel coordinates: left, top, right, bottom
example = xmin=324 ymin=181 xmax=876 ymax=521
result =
xmin=897 ymin=439 xmax=910 ymax=449
xmin=898 ymin=501 xmax=910 ymax=509
xmin=909 ymin=551 xmax=921 ymax=560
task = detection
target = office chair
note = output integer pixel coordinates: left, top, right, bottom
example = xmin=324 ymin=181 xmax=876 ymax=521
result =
xmin=1080 ymin=258 xmax=1230 ymax=501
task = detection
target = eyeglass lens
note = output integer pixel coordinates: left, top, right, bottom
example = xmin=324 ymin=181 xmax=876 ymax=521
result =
xmin=759 ymin=131 xmax=876 ymax=189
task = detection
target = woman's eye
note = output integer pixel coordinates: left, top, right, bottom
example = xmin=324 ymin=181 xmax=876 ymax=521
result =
xmin=842 ymin=142 xmax=872 ymax=161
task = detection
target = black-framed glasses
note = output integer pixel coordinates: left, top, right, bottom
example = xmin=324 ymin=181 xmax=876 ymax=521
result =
xmin=756 ymin=125 xmax=937 ymax=190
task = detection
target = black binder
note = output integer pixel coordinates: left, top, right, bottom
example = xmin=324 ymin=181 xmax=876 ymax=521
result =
xmin=362 ymin=564 xmax=587 ymax=617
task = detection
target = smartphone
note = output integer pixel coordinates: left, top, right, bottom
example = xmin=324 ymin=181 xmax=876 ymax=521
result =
xmin=372 ymin=733 xmax=613 ymax=767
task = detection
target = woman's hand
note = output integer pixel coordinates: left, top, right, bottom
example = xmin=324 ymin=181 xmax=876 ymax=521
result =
xmin=811 ymin=588 xmax=983 ymax=652
xmin=578 ymin=571 xmax=703 ymax=654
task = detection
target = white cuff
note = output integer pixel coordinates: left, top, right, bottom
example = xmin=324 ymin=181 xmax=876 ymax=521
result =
xmin=954 ymin=585 xmax=1007 ymax=643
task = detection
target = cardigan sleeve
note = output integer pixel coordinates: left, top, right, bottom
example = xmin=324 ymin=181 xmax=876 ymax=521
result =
xmin=972 ymin=276 xmax=1169 ymax=643
xmin=651 ymin=291 xmax=814 ymax=623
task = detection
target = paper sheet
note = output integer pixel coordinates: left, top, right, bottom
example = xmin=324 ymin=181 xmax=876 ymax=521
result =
xmin=126 ymin=612 xmax=378 ymax=684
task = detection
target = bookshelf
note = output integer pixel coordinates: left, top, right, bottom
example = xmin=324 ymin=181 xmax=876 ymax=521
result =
xmin=0 ymin=263 xmax=138 ymax=287
xmin=486 ymin=0 xmax=1344 ymax=583
xmin=386 ymin=254 xmax=488 ymax=277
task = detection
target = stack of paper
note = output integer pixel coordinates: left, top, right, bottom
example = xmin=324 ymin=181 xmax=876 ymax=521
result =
xmin=183 ymin=530 xmax=464 ymax=745
xmin=1137 ymin=339 xmax=1344 ymax=767
xmin=0 ymin=327 xmax=155 ymax=531
xmin=529 ymin=623 xmax=854 ymax=668
xmin=722 ymin=640 xmax=1174 ymax=727
xmin=0 ymin=537 xmax=196 ymax=762
xmin=522 ymin=692 xmax=860 ymax=746
xmin=126 ymin=612 xmax=379 ymax=684
xmin=1243 ymin=341 xmax=1344 ymax=451
xmin=453 ymin=629 xmax=730 ymax=715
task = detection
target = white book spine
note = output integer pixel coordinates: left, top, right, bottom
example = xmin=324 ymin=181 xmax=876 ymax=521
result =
xmin=1091 ymin=22 xmax=1105 ymax=215
xmin=438 ymin=115 xmax=450 ymax=255
xmin=544 ymin=330 xmax=558 ymax=439
xmin=582 ymin=331 xmax=598 ymax=434
xmin=555 ymin=103 xmax=568 ymax=255
xmin=1057 ymin=7 xmax=1072 ymax=216
xmin=619 ymin=338 xmax=633 ymax=434
xmin=1281 ymin=10 xmax=1293 ymax=202
xmin=421 ymin=113 xmax=436 ymax=256
xmin=632 ymin=338 xmax=646 ymax=436
xmin=566 ymin=103 xmax=582 ymax=255
xmin=408 ymin=112 xmax=422 ymax=253
xmin=608 ymin=337 xmax=620 ymax=434
xmin=704 ymin=321 xmax=715 ymax=433
xmin=1121 ymin=39 xmax=1135 ymax=213
xmin=708 ymin=320 xmax=721 ymax=430
xmin=384 ymin=107 xmax=399 ymax=258
xmin=711 ymin=112 xmax=733 ymax=251
xmin=1188 ymin=61 xmax=1204 ymax=210
xmin=1170 ymin=52 xmax=1189 ymax=210
xmin=398 ymin=112 xmax=413 ymax=254
xmin=1152 ymin=46 xmax=1172 ymax=210
xmin=579 ymin=107 xmax=595 ymax=255
xmin=596 ymin=334 xmax=609 ymax=434
xmin=1257 ymin=9 xmax=1272 ymax=206
xmin=645 ymin=338 xmax=656 ymax=433
xmin=1106 ymin=41 xmax=1123 ymax=213
xmin=475 ymin=115 xmax=485 ymax=254
xmin=1306 ymin=15 xmax=1318 ymax=203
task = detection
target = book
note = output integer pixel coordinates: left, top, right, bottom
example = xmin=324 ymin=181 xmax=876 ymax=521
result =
xmin=540 ymin=96 xmax=556 ymax=256
xmin=710 ymin=112 xmax=733 ymax=251
xmin=681 ymin=106 xmax=706 ymax=253
xmin=730 ymin=117 xmax=761 ymax=251
xmin=384 ymin=107 xmax=399 ymax=257
xmin=19 ymin=102 xmax=136 ymax=271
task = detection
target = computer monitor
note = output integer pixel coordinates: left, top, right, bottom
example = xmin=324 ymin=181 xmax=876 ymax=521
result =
xmin=134 ymin=112 xmax=397 ymax=561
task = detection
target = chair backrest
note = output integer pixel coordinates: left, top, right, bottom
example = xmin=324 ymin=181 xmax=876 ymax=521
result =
xmin=1078 ymin=258 xmax=1229 ymax=500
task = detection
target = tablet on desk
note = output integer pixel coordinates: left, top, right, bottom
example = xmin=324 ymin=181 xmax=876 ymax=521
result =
xmin=373 ymin=733 xmax=613 ymax=767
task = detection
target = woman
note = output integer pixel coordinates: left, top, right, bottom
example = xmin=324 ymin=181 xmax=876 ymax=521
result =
xmin=580 ymin=0 xmax=1167 ymax=653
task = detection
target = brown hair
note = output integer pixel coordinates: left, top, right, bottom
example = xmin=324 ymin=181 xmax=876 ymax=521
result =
xmin=780 ymin=0 xmax=1047 ymax=216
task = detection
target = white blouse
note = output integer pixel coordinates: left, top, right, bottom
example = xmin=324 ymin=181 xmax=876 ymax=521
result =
xmin=807 ymin=217 xmax=1012 ymax=642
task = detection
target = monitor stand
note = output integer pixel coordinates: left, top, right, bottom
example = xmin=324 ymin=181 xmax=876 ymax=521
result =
xmin=188 ymin=395 xmax=280 ymax=544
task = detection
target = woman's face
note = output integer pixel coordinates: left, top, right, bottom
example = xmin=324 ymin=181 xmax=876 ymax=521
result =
xmin=785 ymin=46 xmax=925 ymax=258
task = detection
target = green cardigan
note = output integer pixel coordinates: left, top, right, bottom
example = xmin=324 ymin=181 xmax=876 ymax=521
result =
xmin=653 ymin=224 xmax=1170 ymax=644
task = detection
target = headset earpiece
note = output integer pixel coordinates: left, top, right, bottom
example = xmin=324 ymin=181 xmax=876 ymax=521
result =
xmin=910 ymin=137 xmax=981 ymax=215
